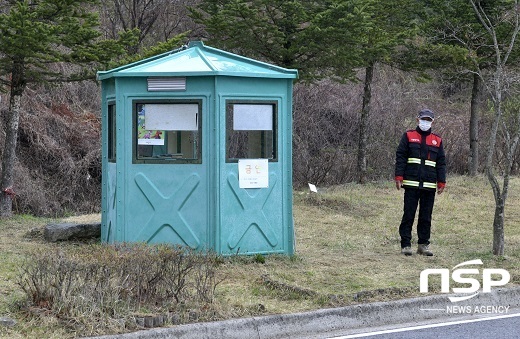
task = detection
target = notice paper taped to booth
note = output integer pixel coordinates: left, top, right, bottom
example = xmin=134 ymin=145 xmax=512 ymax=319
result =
xmin=238 ymin=159 xmax=268 ymax=188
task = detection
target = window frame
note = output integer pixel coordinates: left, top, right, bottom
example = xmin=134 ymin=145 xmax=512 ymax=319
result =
xmin=225 ymin=100 xmax=278 ymax=163
xmin=107 ymin=101 xmax=116 ymax=163
xmin=132 ymin=99 xmax=203 ymax=164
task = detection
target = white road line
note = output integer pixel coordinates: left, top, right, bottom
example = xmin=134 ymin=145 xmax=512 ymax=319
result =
xmin=328 ymin=312 xmax=520 ymax=338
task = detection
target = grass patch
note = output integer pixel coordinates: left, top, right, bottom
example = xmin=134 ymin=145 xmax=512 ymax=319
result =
xmin=1 ymin=175 xmax=519 ymax=338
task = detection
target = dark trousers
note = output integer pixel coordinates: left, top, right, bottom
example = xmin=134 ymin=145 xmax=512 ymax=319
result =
xmin=399 ymin=188 xmax=435 ymax=248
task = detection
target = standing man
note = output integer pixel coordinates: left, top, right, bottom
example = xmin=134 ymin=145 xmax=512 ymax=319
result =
xmin=395 ymin=108 xmax=446 ymax=256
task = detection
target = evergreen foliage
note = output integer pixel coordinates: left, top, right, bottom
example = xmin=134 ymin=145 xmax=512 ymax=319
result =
xmin=0 ymin=0 xmax=137 ymax=216
xmin=190 ymin=0 xmax=359 ymax=81
xmin=0 ymin=0 xmax=136 ymax=85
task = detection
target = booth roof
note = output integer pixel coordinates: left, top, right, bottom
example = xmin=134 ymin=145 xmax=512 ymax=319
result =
xmin=97 ymin=41 xmax=298 ymax=80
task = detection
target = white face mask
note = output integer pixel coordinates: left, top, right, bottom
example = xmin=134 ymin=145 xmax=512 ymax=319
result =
xmin=418 ymin=119 xmax=432 ymax=131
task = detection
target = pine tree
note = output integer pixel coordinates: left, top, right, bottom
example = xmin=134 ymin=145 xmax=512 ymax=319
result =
xmin=0 ymin=0 xmax=136 ymax=217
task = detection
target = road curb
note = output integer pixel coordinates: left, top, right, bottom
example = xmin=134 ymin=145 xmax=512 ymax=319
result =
xmin=91 ymin=286 xmax=520 ymax=339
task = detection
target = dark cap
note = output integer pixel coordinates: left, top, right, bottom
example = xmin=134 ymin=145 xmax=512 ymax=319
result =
xmin=418 ymin=109 xmax=434 ymax=120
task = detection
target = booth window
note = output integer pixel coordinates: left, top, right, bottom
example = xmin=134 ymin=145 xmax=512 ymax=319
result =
xmin=134 ymin=101 xmax=202 ymax=163
xmin=107 ymin=103 xmax=116 ymax=163
xmin=226 ymin=101 xmax=277 ymax=162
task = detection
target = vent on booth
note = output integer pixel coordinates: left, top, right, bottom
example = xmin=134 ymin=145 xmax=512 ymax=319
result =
xmin=147 ymin=77 xmax=186 ymax=91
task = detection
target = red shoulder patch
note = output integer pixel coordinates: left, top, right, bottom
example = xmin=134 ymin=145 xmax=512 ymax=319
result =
xmin=406 ymin=130 xmax=421 ymax=143
xmin=426 ymin=134 xmax=442 ymax=147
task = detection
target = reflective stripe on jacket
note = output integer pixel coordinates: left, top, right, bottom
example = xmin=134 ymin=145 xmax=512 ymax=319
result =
xmin=395 ymin=127 xmax=446 ymax=191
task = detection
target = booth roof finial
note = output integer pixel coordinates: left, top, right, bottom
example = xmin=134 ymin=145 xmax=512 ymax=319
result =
xmin=188 ymin=41 xmax=205 ymax=48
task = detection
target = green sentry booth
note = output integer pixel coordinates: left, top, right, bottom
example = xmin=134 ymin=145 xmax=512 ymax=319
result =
xmin=97 ymin=41 xmax=298 ymax=255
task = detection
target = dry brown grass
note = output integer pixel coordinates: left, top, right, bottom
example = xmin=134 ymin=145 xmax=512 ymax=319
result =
xmin=1 ymin=175 xmax=519 ymax=338
xmin=215 ymin=175 xmax=520 ymax=314
xmin=61 ymin=214 xmax=101 ymax=224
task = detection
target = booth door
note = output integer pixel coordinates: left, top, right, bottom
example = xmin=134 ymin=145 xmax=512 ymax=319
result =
xmin=219 ymin=100 xmax=285 ymax=254
xmin=125 ymin=100 xmax=209 ymax=249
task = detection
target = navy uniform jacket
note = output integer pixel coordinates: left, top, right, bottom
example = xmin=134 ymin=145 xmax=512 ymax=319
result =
xmin=395 ymin=127 xmax=446 ymax=191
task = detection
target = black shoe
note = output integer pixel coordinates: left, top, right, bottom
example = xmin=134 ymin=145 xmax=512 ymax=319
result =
xmin=417 ymin=244 xmax=433 ymax=256
xmin=401 ymin=247 xmax=413 ymax=256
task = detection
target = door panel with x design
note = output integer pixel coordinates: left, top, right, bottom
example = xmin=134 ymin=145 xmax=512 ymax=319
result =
xmin=127 ymin=172 xmax=207 ymax=248
xmin=220 ymin=171 xmax=284 ymax=254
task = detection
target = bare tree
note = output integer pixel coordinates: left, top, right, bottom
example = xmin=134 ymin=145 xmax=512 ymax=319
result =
xmin=100 ymin=0 xmax=203 ymax=53
xmin=102 ymin=0 xmax=162 ymax=53
xmin=470 ymin=0 xmax=520 ymax=256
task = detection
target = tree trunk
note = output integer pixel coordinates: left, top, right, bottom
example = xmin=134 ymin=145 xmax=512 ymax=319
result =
xmin=469 ymin=0 xmax=519 ymax=256
xmin=492 ymin=200 xmax=505 ymax=256
xmin=469 ymin=73 xmax=480 ymax=176
xmin=0 ymin=63 xmax=25 ymax=217
xmin=485 ymin=66 xmax=505 ymax=256
xmin=357 ymin=63 xmax=374 ymax=184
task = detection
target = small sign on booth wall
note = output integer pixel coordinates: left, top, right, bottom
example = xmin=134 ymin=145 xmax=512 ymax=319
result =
xmin=238 ymin=159 xmax=269 ymax=188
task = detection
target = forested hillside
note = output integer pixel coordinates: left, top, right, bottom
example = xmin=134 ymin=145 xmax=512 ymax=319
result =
xmin=0 ymin=0 xmax=519 ymax=217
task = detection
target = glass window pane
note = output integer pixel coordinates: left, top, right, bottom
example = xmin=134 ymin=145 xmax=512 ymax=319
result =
xmin=135 ymin=102 xmax=201 ymax=163
xmin=108 ymin=104 xmax=116 ymax=163
xmin=226 ymin=102 xmax=276 ymax=162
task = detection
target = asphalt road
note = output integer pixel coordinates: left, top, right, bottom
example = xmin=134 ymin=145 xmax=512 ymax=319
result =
xmin=325 ymin=311 xmax=520 ymax=339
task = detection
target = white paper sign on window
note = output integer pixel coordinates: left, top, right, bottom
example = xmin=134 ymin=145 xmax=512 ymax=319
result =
xmin=145 ymin=104 xmax=198 ymax=131
xmin=233 ymin=104 xmax=273 ymax=131
xmin=238 ymin=159 xmax=269 ymax=188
